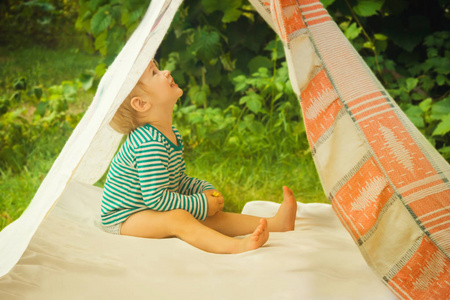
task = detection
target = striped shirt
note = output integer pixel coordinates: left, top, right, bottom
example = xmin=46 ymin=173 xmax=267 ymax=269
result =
xmin=101 ymin=124 xmax=214 ymax=226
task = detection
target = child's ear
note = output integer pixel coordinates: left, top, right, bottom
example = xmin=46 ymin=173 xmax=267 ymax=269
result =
xmin=130 ymin=97 xmax=151 ymax=112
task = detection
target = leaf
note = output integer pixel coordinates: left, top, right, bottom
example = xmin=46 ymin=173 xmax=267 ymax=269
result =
xmin=220 ymin=52 xmax=236 ymax=71
xmin=363 ymin=41 xmax=374 ymax=50
xmin=374 ymin=33 xmax=388 ymax=40
xmin=0 ymin=99 xmax=10 ymax=116
xmin=62 ymin=82 xmax=77 ymax=100
xmin=354 ymin=0 xmax=385 ymax=17
xmin=320 ymin=0 xmax=336 ymax=8
xmin=405 ymin=77 xmax=418 ymax=92
xmin=233 ymin=75 xmax=248 ymax=92
xmin=374 ymin=39 xmax=387 ymax=52
xmin=264 ymin=39 xmax=285 ymax=60
xmin=79 ymin=73 xmax=95 ymax=91
xmin=33 ymin=87 xmax=43 ymax=100
xmin=436 ymin=74 xmax=447 ymax=86
xmin=121 ymin=6 xmax=144 ymax=27
xmin=223 ymin=6 xmax=242 ymax=23
xmin=344 ymin=23 xmax=362 ymax=40
xmin=233 ymin=75 xmax=246 ymax=83
xmin=91 ymin=5 xmax=113 ymax=36
xmin=202 ymin=0 xmax=220 ymax=13
xmin=106 ymin=26 xmax=126 ymax=56
xmin=95 ymin=63 xmax=107 ymax=78
xmin=88 ymin=0 xmax=108 ymax=11
xmin=405 ymin=105 xmax=424 ymax=128
xmin=431 ymin=97 xmax=450 ymax=121
xmin=247 ymin=120 xmax=265 ymax=135
xmin=438 ymin=146 xmax=450 ymax=155
xmin=94 ymin=31 xmax=107 ymax=51
xmin=235 ymin=82 xmax=247 ymax=92
xmin=433 ymin=114 xmax=450 ymax=136
xmin=247 ymin=96 xmax=262 ymax=113
xmin=248 ymin=56 xmax=272 ymax=74
xmin=188 ymin=85 xmax=210 ymax=105
xmin=13 ymin=77 xmax=27 ymax=90
xmin=411 ymin=92 xmax=425 ymax=101
xmin=190 ymin=29 xmax=221 ymax=62
xmin=419 ymin=98 xmax=432 ymax=112
xmin=121 ymin=10 xmax=130 ymax=25
xmin=22 ymin=0 xmax=55 ymax=11
xmin=240 ymin=92 xmax=262 ymax=113
xmin=420 ymin=75 xmax=435 ymax=91
xmin=426 ymin=57 xmax=450 ymax=75
xmin=201 ymin=0 xmax=242 ymax=23
xmin=36 ymin=102 xmax=47 ymax=117
xmin=128 ymin=7 xmax=145 ymax=24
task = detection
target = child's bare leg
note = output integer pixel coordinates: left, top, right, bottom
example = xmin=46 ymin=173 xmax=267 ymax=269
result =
xmin=202 ymin=186 xmax=297 ymax=236
xmin=120 ymin=209 xmax=268 ymax=254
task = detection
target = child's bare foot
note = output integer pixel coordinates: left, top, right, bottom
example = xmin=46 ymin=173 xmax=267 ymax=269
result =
xmin=269 ymin=186 xmax=297 ymax=232
xmin=232 ymin=219 xmax=269 ymax=253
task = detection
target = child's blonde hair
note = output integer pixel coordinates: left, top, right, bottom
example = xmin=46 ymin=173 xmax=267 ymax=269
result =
xmin=110 ymin=59 xmax=159 ymax=135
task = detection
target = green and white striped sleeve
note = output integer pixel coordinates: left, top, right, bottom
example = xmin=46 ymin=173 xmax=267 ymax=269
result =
xmin=178 ymin=174 xmax=215 ymax=196
xmin=136 ymin=141 xmax=209 ymax=220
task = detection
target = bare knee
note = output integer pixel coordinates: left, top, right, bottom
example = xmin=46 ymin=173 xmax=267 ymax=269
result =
xmin=167 ymin=209 xmax=196 ymax=237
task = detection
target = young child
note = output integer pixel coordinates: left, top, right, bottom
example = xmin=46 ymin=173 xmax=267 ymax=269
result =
xmin=101 ymin=59 xmax=298 ymax=254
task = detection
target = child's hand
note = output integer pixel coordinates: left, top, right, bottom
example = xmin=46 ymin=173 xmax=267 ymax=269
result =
xmin=204 ymin=190 xmax=224 ymax=216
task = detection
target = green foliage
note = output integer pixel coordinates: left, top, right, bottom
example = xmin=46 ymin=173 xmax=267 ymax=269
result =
xmin=0 ymin=45 xmax=101 ymax=229
xmin=0 ymin=126 xmax=73 ymax=231
xmin=353 ymin=0 xmax=385 ymax=17
xmin=173 ymin=59 xmax=306 ymax=158
xmin=76 ymin=0 xmax=151 ymax=63
xmin=0 ymin=0 xmax=80 ymax=48
xmin=0 ymin=73 xmax=99 ymax=172
xmin=201 ymin=0 xmax=243 ymax=23
xmin=72 ymin=0 xmax=449 ymax=160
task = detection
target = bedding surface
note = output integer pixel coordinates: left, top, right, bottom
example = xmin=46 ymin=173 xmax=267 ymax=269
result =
xmin=0 ymin=180 xmax=396 ymax=299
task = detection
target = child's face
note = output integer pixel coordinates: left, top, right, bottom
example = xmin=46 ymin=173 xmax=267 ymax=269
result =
xmin=139 ymin=60 xmax=183 ymax=108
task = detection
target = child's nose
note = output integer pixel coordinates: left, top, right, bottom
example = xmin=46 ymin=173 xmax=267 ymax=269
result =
xmin=163 ymin=70 xmax=171 ymax=77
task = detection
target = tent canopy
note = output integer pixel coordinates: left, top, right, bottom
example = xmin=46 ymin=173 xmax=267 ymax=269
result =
xmin=0 ymin=1 xmax=448 ymax=299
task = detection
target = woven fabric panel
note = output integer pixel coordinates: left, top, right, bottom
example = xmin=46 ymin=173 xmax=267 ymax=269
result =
xmin=249 ymin=0 xmax=450 ymax=299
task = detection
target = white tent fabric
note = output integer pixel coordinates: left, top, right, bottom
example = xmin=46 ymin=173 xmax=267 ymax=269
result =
xmin=0 ymin=181 xmax=396 ymax=299
xmin=0 ymin=0 xmax=404 ymax=298
xmin=0 ymin=0 xmax=183 ymax=277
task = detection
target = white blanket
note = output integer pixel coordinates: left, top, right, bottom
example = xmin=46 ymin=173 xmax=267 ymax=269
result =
xmin=0 ymin=181 xmax=396 ymax=299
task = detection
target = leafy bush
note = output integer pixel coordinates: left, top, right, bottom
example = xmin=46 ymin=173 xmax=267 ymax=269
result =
xmin=0 ymin=0 xmax=80 ymax=48
xmin=73 ymin=0 xmax=449 ymax=160
xmin=2 ymin=0 xmax=449 ymax=174
xmin=0 ymin=75 xmax=93 ymax=171
xmin=75 ymin=0 xmax=151 ymax=64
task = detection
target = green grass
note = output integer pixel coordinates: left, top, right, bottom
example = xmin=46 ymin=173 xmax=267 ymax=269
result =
xmin=184 ymin=149 xmax=327 ymax=214
xmin=0 ymin=44 xmax=100 ymax=231
xmin=0 ymin=45 xmax=100 ymax=88
xmin=0 ymin=129 xmax=71 ymax=230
